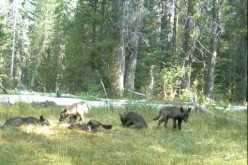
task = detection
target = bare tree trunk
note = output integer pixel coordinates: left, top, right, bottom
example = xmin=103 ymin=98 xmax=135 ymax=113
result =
xmin=205 ymin=0 xmax=220 ymax=98
xmin=181 ymin=0 xmax=196 ymax=89
xmin=92 ymin=0 xmax=98 ymax=43
xmin=160 ymin=0 xmax=172 ymax=52
xmin=113 ymin=0 xmax=145 ymax=96
xmin=10 ymin=1 xmax=18 ymax=81
xmin=115 ymin=39 xmax=126 ymax=96
xmin=125 ymin=42 xmax=138 ymax=91
xmin=124 ymin=0 xmax=145 ymax=92
xmin=112 ymin=0 xmax=126 ymax=96
xmin=172 ymin=0 xmax=177 ymax=53
xmin=149 ymin=65 xmax=155 ymax=97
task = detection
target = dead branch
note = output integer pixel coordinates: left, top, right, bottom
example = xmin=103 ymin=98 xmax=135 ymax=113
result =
xmin=191 ymin=102 xmax=247 ymax=125
xmin=95 ymin=70 xmax=108 ymax=99
xmin=0 ymin=84 xmax=7 ymax=94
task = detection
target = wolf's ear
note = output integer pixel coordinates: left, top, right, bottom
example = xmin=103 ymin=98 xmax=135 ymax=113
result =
xmin=180 ymin=107 xmax=184 ymax=113
xmin=40 ymin=115 xmax=45 ymax=121
xmin=63 ymin=108 xmax=67 ymax=112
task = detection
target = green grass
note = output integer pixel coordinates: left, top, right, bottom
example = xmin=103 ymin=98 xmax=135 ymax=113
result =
xmin=0 ymin=103 xmax=247 ymax=165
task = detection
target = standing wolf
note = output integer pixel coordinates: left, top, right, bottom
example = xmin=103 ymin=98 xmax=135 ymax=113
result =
xmin=59 ymin=102 xmax=89 ymax=123
xmin=153 ymin=106 xmax=191 ymax=130
xmin=119 ymin=112 xmax=148 ymax=129
xmin=2 ymin=115 xmax=50 ymax=128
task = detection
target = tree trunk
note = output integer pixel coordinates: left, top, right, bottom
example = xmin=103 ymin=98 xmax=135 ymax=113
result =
xmin=181 ymin=0 xmax=196 ymax=89
xmin=10 ymin=1 xmax=18 ymax=81
xmin=112 ymin=0 xmax=126 ymax=96
xmin=205 ymin=0 xmax=220 ymax=98
xmin=92 ymin=0 xmax=98 ymax=43
xmin=124 ymin=0 xmax=144 ymax=92
xmin=125 ymin=42 xmax=138 ymax=91
xmin=160 ymin=0 xmax=171 ymax=52
xmin=115 ymin=39 xmax=126 ymax=96
xmin=113 ymin=0 xmax=145 ymax=96
xmin=149 ymin=65 xmax=155 ymax=97
xmin=172 ymin=0 xmax=177 ymax=53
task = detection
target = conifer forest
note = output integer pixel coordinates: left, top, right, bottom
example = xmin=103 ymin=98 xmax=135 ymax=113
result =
xmin=0 ymin=0 xmax=247 ymax=103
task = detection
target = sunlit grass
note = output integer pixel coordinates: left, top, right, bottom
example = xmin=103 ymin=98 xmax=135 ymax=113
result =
xmin=0 ymin=103 xmax=247 ymax=165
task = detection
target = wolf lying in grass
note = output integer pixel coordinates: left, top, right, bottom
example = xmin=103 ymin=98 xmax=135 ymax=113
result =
xmin=153 ymin=106 xmax=191 ymax=130
xmin=1 ymin=115 xmax=50 ymax=128
xmin=87 ymin=119 xmax=112 ymax=130
xmin=59 ymin=102 xmax=89 ymax=123
xmin=119 ymin=112 xmax=148 ymax=129
xmin=68 ymin=119 xmax=112 ymax=131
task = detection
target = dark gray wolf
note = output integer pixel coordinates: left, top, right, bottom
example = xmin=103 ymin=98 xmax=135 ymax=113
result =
xmin=119 ymin=112 xmax=148 ymax=129
xmin=59 ymin=102 xmax=89 ymax=123
xmin=87 ymin=119 xmax=112 ymax=130
xmin=2 ymin=115 xmax=50 ymax=128
xmin=68 ymin=119 xmax=112 ymax=131
xmin=153 ymin=106 xmax=191 ymax=130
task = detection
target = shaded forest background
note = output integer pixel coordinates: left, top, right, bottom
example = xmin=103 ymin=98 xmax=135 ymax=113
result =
xmin=0 ymin=0 xmax=247 ymax=103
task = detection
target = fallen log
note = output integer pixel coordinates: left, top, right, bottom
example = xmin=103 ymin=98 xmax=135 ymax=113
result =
xmin=191 ymin=102 xmax=247 ymax=125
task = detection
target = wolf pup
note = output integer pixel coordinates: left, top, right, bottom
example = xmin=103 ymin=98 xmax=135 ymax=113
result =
xmin=68 ymin=120 xmax=112 ymax=131
xmin=59 ymin=102 xmax=89 ymax=123
xmin=153 ymin=106 xmax=191 ymax=130
xmin=87 ymin=119 xmax=113 ymax=131
xmin=119 ymin=111 xmax=148 ymax=129
xmin=2 ymin=115 xmax=50 ymax=128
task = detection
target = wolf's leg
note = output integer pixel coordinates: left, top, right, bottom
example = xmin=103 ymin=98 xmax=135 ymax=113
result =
xmin=69 ymin=115 xmax=77 ymax=123
xmin=125 ymin=120 xmax=133 ymax=127
xmin=158 ymin=119 xmax=163 ymax=127
xmin=79 ymin=115 xmax=85 ymax=123
xmin=163 ymin=116 xmax=169 ymax=129
xmin=178 ymin=119 xmax=182 ymax=130
xmin=172 ymin=119 xmax=177 ymax=129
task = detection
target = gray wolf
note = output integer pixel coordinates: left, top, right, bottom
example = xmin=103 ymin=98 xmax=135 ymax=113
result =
xmin=2 ymin=115 xmax=50 ymax=128
xmin=68 ymin=119 xmax=112 ymax=131
xmin=119 ymin=112 xmax=148 ymax=129
xmin=153 ymin=106 xmax=191 ymax=130
xmin=59 ymin=102 xmax=89 ymax=123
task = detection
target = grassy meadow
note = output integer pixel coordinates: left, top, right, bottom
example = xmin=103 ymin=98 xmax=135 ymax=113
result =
xmin=0 ymin=102 xmax=247 ymax=165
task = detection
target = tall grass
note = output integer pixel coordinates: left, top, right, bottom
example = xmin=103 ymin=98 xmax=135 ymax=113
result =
xmin=0 ymin=103 xmax=247 ymax=165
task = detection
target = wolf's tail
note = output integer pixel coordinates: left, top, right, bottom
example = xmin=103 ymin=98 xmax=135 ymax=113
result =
xmin=153 ymin=110 xmax=162 ymax=120
xmin=101 ymin=124 xmax=113 ymax=129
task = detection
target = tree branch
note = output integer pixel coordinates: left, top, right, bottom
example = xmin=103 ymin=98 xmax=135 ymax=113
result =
xmin=190 ymin=101 xmax=247 ymax=125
